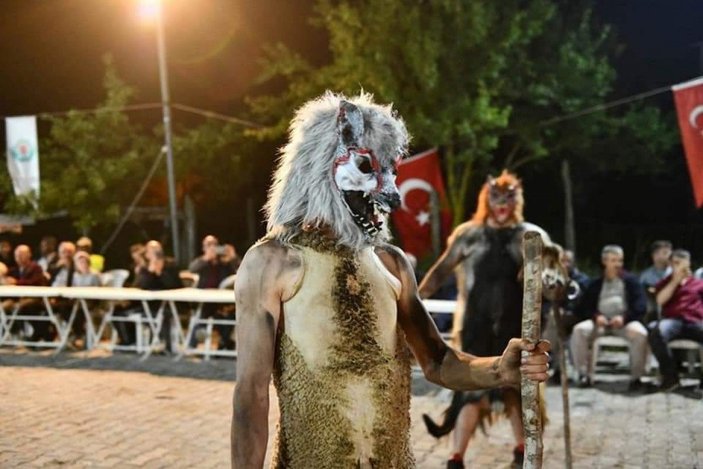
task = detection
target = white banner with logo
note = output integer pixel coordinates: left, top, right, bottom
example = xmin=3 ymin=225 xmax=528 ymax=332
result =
xmin=5 ymin=116 xmax=40 ymax=197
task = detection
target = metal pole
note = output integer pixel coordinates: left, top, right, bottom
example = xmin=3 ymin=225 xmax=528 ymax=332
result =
xmin=429 ymin=190 xmax=441 ymax=259
xmin=155 ymin=1 xmax=180 ymax=263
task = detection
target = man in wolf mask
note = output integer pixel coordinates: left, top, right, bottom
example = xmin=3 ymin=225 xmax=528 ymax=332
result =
xmin=231 ymin=93 xmax=550 ymax=468
xmin=419 ymin=170 xmax=552 ymax=469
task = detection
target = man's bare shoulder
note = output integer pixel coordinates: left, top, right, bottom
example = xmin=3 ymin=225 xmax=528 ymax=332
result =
xmin=448 ymin=220 xmax=482 ymax=244
xmin=237 ymin=238 xmax=304 ymax=302
xmin=374 ymin=243 xmax=413 ymax=281
xmin=240 ymin=238 xmax=302 ymax=270
xmin=453 ymin=220 xmax=481 ymax=235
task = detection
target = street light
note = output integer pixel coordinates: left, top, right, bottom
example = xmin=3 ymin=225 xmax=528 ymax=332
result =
xmin=139 ymin=0 xmax=181 ymax=263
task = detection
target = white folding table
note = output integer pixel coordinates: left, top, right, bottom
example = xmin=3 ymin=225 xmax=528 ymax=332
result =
xmin=0 ymin=285 xmax=456 ymax=363
xmin=59 ymin=286 xmax=174 ymax=357
xmin=154 ymin=288 xmax=236 ymax=360
xmin=0 ymin=286 xmax=67 ymax=352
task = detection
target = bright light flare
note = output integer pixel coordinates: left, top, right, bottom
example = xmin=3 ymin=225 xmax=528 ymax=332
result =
xmin=137 ymin=0 xmax=162 ymax=22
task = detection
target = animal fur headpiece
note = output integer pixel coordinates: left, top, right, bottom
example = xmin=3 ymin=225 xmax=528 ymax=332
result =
xmin=265 ymin=92 xmax=409 ymax=250
xmin=470 ymin=170 xmax=524 ymax=225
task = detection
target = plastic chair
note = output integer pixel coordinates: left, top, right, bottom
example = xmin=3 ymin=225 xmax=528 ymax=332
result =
xmin=589 ymin=335 xmax=631 ymax=381
xmin=180 ymin=275 xmax=238 ymax=360
xmin=179 ymin=271 xmax=200 ymax=288
xmin=100 ymin=269 xmax=130 ymax=288
xmin=668 ymin=339 xmax=703 ymax=375
xmin=96 ymin=269 xmax=155 ymax=353
xmin=218 ymin=274 xmax=236 ymax=290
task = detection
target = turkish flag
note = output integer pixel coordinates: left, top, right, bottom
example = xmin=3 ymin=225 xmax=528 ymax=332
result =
xmin=673 ymin=77 xmax=703 ymax=207
xmin=391 ymin=148 xmax=452 ymax=259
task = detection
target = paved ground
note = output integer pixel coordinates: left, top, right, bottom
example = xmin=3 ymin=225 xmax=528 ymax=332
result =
xmin=1 ymin=348 xmax=702 ymax=468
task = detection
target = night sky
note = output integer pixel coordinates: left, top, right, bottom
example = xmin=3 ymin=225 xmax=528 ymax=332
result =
xmin=1 ymin=1 xmax=702 ymax=267
xmin=0 ymin=0 xmax=323 ymax=116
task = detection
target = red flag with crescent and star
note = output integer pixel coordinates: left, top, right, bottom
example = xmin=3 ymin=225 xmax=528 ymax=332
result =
xmin=391 ymin=148 xmax=452 ymax=259
xmin=673 ymin=77 xmax=703 ymax=208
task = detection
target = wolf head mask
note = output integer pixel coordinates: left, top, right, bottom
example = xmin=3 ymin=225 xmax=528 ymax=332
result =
xmin=265 ymin=92 xmax=409 ymax=250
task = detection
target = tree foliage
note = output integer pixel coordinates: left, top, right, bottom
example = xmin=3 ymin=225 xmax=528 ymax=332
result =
xmin=1 ymin=56 xmax=256 ymax=242
xmin=249 ymin=0 xmax=555 ymax=223
xmin=172 ymin=118 xmax=259 ymax=208
xmin=26 ymin=56 xmax=157 ymax=233
xmin=500 ymin=3 xmax=677 ymax=175
xmin=247 ymin=0 xmax=676 ymax=225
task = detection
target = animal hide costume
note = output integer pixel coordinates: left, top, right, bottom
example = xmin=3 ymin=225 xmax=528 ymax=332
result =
xmin=272 ymin=234 xmax=414 ymax=467
xmin=264 ymin=93 xmax=414 ymax=467
xmin=423 ymin=172 xmax=550 ymax=437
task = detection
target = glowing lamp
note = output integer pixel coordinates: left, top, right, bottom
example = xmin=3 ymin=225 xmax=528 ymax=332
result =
xmin=137 ymin=0 xmax=162 ymax=22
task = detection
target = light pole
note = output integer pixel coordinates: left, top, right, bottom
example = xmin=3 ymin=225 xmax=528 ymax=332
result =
xmin=140 ymin=0 xmax=180 ymax=263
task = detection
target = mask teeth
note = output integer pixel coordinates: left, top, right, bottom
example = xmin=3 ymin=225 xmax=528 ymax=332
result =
xmin=341 ymin=190 xmax=382 ymax=238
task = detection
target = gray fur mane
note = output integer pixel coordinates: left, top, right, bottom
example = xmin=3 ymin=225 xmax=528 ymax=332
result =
xmin=265 ymin=91 xmax=409 ymax=251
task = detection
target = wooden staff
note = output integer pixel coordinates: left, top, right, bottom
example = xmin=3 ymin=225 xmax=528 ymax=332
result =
xmin=551 ymin=304 xmax=573 ymax=469
xmin=521 ymin=231 xmax=544 ymax=469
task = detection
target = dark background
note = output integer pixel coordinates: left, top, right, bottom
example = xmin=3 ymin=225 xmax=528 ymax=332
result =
xmin=0 ymin=0 xmax=702 ymax=272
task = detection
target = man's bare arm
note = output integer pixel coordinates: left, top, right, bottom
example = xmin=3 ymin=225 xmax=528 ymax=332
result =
xmin=417 ymin=224 xmax=471 ymax=299
xmin=231 ymin=241 xmax=302 ymax=468
xmin=377 ymin=245 xmax=549 ymax=391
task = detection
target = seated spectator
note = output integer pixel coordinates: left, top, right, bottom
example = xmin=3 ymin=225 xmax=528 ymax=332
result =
xmin=0 ymin=239 xmax=17 ymax=270
xmin=53 ymin=251 xmax=100 ymax=287
xmin=129 ymin=243 xmax=147 ymax=281
xmin=221 ymin=243 xmax=242 ymax=273
xmin=36 ymin=235 xmax=58 ymax=274
xmin=1 ymin=245 xmax=50 ymax=341
xmin=116 ymin=240 xmax=182 ymax=350
xmin=640 ymin=240 xmax=673 ymax=321
xmin=559 ymin=249 xmax=591 ymax=333
xmin=564 ymin=249 xmax=591 ymax=292
xmin=572 ymin=244 xmax=648 ymax=390
xmin=47 ymin=242 xmax=76 ymax=285
xmin=545 ymin=249 xmax=590 ymax=383
xmin=136 ymin=240 xmax=181 ymax=291
xmin=76 ymin=236 xmax=105 ymax=272
xmin=51 ymin=250 xmax=101 ymax=348
xmin=189 ymin=236 xmax=236 ymax=288
xmin=0 ymin=262 xmax=8 ymax=285
xmin=648 ymin=249 xmax=703 ymax=392
xmin=188 ymin=235 xmax=236 ymax=350
xmin=640 ymin=240 xmax=673 ymax=288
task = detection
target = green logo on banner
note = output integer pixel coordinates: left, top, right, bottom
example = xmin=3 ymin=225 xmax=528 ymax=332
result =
xmin=10 ymin=139 xmax=35 ymax=162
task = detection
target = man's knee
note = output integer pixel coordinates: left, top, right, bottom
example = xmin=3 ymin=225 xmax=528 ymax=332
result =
xmin=573 ymin=319 xmax=591 ymax=332
xmin=625 ymin=322 xmax=648 ymax=341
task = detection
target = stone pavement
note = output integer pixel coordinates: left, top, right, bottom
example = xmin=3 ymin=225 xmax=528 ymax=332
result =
xmin=1 ymin=348 xmax=702 ymax=468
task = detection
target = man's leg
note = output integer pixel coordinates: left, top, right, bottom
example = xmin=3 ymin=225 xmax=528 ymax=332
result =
xmin=648 ymin=318 xmax=683 ymax=384
xmin=2 ymin=299 xmax=20 ymax=335
xmin=503 ymin=387 xmax=525 ymax=465
xmin=22 ymin=298 xmax=52 ymax=341
xmin=680 ymin=321 xmax=703 ymax=343
xmin=543 ymin=312 xmax=560 ymax=380
xmin=571 ymin=319 xmax=594 ymax=382
xmin=621 ymin=321 xmax=649 ymax=381
xmin=450 ymin=398 xmax=486 ymax=465
xmin=680 ymin=322 xmax=703 ymax=387
xmin=190 ymin=303 xmax=216 ymax=348
xmin=215 ymin=306 xmax=236 ymax=350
